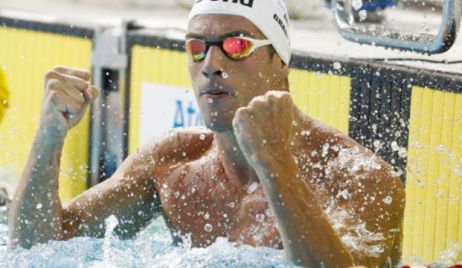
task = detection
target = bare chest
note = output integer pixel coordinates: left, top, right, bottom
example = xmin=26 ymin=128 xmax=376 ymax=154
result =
xmin=156 ymin=159 xmax=282 ymax=248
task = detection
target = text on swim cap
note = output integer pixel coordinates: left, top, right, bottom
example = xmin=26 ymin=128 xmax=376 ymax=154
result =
xmin=273 ymin=13 xmax=288 ymax=38
xmin=195 ymin=0 xmax=254 ymax=8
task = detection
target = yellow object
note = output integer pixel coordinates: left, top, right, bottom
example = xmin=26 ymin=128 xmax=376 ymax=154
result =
xmin=402 ymin=86 xmax=462 ymax=264
xmin=0 ymin=27 xmax=92 ymax=201
xmin=289 ymin=69 xmax=351 ymax=134
xmin=128 ymin=46 xmax=351 ymax=154
xmin=0 ymin=68 xmax=9 ymax=122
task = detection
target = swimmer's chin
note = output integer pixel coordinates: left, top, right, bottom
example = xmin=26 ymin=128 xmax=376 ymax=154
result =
xmin=204 ymin=121 xmax=231 ymax=133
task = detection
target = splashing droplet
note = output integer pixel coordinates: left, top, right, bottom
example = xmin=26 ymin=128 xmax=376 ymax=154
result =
xmin=383 ymin=196 xmax=393 ymax=205
xmin=352 ymin=0 xmax=363 ymax=10
xmin=333 ymin=62 xmax=342 ymax=70
xmin=301 ymin=130 xmax=311 ymax=136
xmin=437 ymin=145 xmax=445 ymax=153
xmin=256 ymin=214 xmax=265 ymax=223
xmin=358 ymin=10 xmax=368 ymax=21
xmin=204 ymin=223 xmax=213 ymax=232
xmin=390 ymin=141 xmax=400 ymax=152
xmin=247 ymin=182 xmax=258 ymax=194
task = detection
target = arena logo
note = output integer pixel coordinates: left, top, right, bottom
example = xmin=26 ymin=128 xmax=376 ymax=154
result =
xmin=173 ymin=99 xmax=204 ymax=128
xmin=195 ymin=0 xmax=254 ymax=8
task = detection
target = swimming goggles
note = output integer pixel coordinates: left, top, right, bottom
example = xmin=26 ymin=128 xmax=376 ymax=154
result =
xmin=185 ymin=36 xmax=272 ymax=62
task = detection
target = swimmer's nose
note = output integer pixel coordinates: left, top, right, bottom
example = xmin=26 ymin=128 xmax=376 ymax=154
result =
xmin=201 ymin=46 xmax=224 ymax=79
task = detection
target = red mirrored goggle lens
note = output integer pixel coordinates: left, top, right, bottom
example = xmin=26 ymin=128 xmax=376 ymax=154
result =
xmin=186 ymin=39 xmax=207 ymax=62
xmin=186 ymin=37 xmax=254 ymax=62
xmin=223 ymin=37 xmax=253 ymax=60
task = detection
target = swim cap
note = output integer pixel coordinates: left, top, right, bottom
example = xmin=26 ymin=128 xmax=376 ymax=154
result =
xmin=188 ymin=0 xmax=292 ymax=65
xmin=0 ymin=69 xmax=9 ymax=122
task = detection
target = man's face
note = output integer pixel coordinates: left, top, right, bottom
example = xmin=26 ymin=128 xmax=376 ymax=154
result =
xmin=187 ymin=14 xmax=286 ymax=133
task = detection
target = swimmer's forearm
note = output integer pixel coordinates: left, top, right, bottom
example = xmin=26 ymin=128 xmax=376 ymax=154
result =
xmin=9 ymin=125 xmax=67 ymax=249
xmin=254 ymin=151 xmax=354 ymax=267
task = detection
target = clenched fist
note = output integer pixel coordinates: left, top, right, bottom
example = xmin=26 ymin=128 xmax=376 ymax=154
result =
xmin=40 ymin=66 xmax=99 ymax=136
xmin=233 ymin=91 xmax=295 ymax=167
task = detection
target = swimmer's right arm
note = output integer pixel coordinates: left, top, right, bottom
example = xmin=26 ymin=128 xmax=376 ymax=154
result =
xmin=8 ymin=67 xmax=163 ymax=249
xmin=8 ymin=66 xmax=96 ymax=249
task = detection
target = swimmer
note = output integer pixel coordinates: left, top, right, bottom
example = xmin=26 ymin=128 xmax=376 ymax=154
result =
xmin=9 ymin=0 xmax=405 ymax=267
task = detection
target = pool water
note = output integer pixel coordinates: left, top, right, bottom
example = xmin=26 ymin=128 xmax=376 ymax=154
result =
xmin=0 ymin=207 xmax=294 ymax=268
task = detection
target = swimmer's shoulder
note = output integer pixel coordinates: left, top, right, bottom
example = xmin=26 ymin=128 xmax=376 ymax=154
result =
xmin=303 ymin=112 xmax=405 ymax=194
xmin=296 ymin=109 xmax=369 ymax=151
xmin=295 ymin=110 xmax=350 ymax=150
xmin=296 ymin=110 xmax=403 ymax=182
xmin=136 ymin=127 xmax=214 ymax=164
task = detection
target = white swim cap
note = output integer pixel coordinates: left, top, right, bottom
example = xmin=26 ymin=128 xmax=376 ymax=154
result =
xmin=188 ymin=0 xmax=292 ymax=65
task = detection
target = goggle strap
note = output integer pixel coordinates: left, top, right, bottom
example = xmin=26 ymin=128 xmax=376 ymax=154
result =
xmin=245 ymin=38 xmax=272 ymax=54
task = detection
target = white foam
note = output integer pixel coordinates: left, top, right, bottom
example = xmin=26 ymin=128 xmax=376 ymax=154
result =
xmin=436 ymin=244 xmax=462 ymax=266
xmin=324 ymin=199 xmax=385 ymax=258
xmin=326 ymin=147 xmax=382 ymax=178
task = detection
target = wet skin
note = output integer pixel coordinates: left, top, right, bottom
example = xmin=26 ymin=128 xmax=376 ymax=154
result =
xmin=9 ymin=15 xmax=405 ymax=268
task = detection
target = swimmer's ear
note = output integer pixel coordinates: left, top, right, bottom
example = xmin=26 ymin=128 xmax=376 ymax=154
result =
xmin=271 ymin=53 xmax=289 ymax=81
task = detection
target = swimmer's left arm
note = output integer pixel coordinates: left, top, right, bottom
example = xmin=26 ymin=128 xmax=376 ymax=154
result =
xmin=257 ymin=152 xmax=355 ymax=267
xmin=233 ymin=91 xmax=354 ymax=267
xmin=233 ymin=91 xmax=405 ymax=267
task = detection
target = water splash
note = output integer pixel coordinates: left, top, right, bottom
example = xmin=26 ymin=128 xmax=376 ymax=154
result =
xmin=352 ymin=0 xmax=363 ymax=10
xmin=324 ymin=199 xmax=385 ymax=258
xmin=204 ymin=223 xmax=213 ymax=233
xmin=333 ymin=62 xmax=342 ymax=70
xmin=247 ymin=182 xmax=258 ymax=194
xmin=435 ymin=244 xmax=462 ymax=266
xmin=0 ymin=217 xmax=293 ymax=268
xmin=103 ymin=215 xmax=119 ymax=262
xmin=326 ymin=147 xmax=382 ymax=178
xmin=382 ymin=196 xmax=393 ymax=205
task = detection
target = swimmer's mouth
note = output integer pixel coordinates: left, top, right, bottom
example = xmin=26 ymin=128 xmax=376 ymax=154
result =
xmin=200 ymin=90 xmax=234 ymax=96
